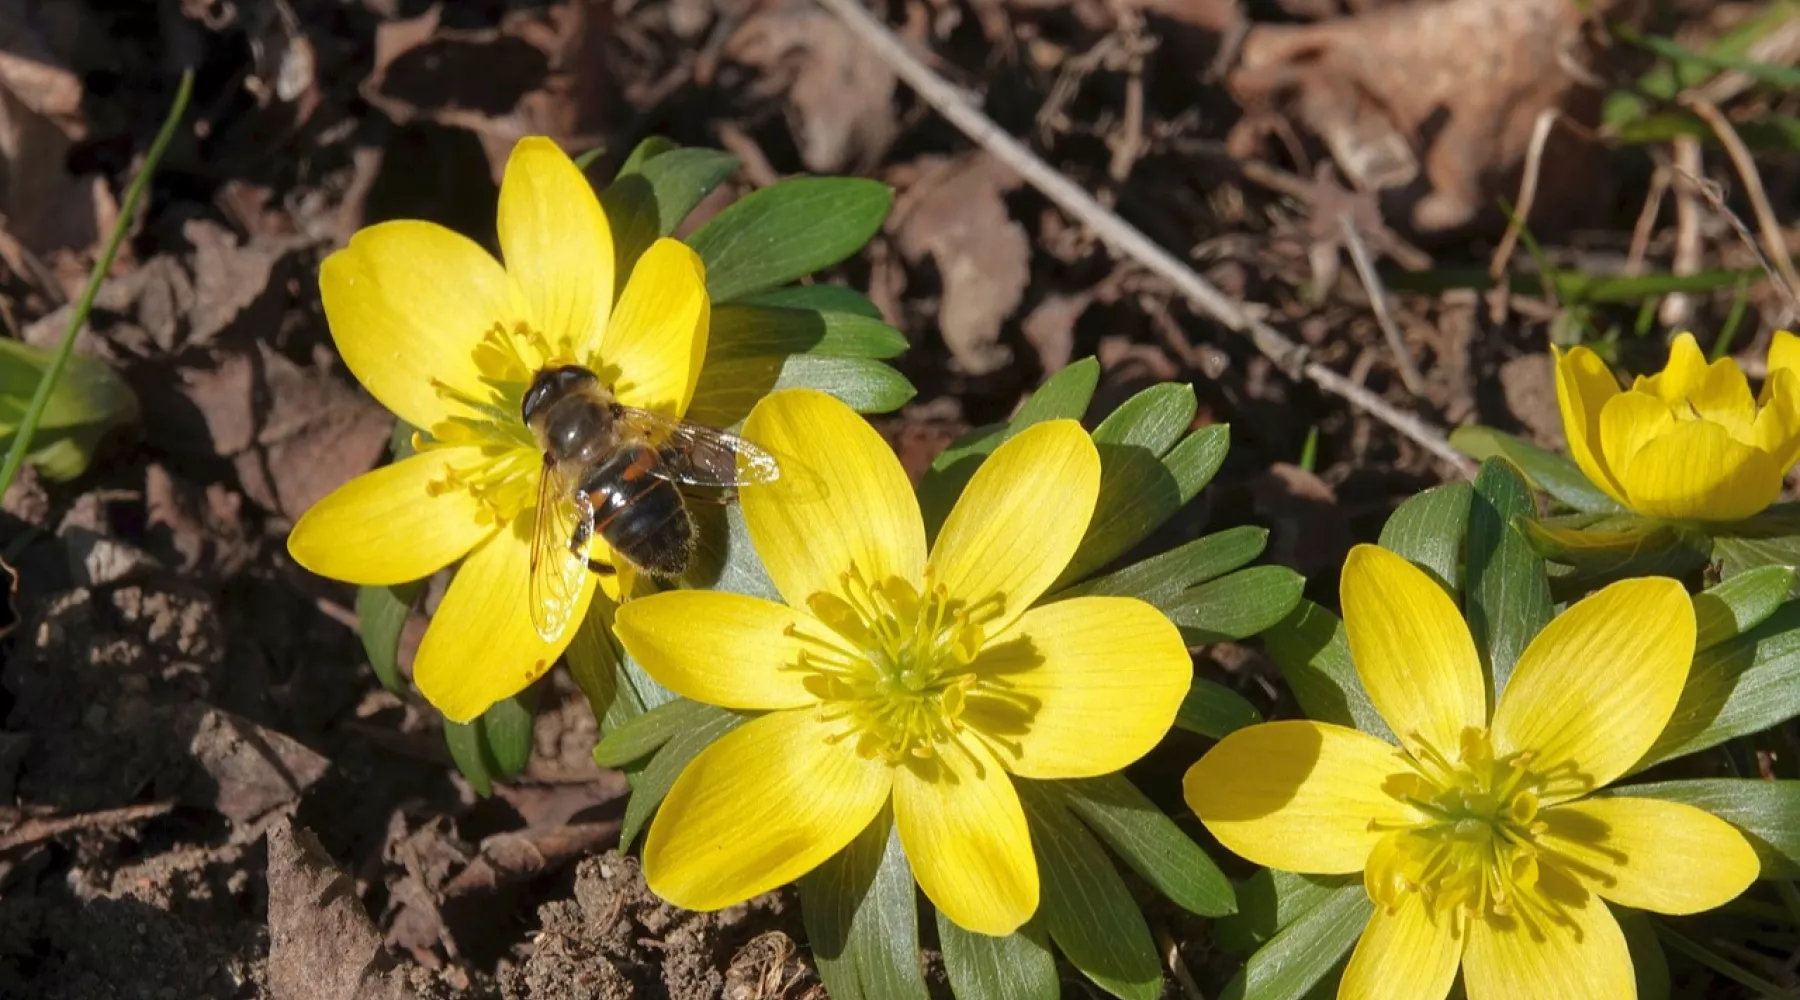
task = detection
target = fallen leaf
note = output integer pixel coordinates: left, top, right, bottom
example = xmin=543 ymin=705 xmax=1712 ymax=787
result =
xmin=726 ymin=0 xmax=898 ymax=173
xmin=184 ymin=706 xmax=330 ymax=825
xmin=267 ymin=818 xmax=421 ymax=1000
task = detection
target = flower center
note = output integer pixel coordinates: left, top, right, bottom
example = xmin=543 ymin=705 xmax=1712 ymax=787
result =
xmin=786 ymin=564 xmax=1006 ymax=762
xmin=1369 ymin=727 xmax=1572 ymax=934
xmin=413 ymin=321 xmax=568 ymax=524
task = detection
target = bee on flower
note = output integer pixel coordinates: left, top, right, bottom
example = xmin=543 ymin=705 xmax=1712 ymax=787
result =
xmin=288 ymin=136 xmax=711 ymax=723
xmin=1556 ymin=331 xmax=1800 ymax=522
xmin=1185 ymin=544 xmax=1759 ymax=1000
xmin=611 ymin=389 xmax=1193 ymax=936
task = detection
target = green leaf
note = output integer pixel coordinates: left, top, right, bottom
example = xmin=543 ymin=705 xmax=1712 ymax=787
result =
xmin=742 ymin=283 xmax=884 ymax=318
xmin=443 ymin=719 xmax=494 ymax=799
xmin=565 ymin=601 xmax=627 ymax=723
xmin=1714 ymin=531 xmax=1800 ymax=581
xmin=1162 ymin=565 xmax=1306 ymax=645
xmin=1448 ymin=425 xmax=1622 ymax=514
xmin=1615 ymin=908 xmax=1671 ymax=1000
xmin=801 ymin=810 xmax=929 ymax=1000
xmin=686 ymin=354 xmax=915 ymax=428
xmin=1213 ymin=870 xmax=1357 ymax=954
xmin=0 ymin=339 xmax=141 ymax=482
xmin=1263 ymin=601 xmax=1391 ymax=740
xmin=1058 ymin=420 xmax=1230 ymax=587
xmin=689 ymin=177 xmax=894 ymax=303
xmin=938 ymin=914 xmax=1057 ymax=1000
xmin=1517 ymin=515 xmax=1712 ymax=587
xmin=707 ymin=304 xmax=908 ymax=360
xmin=1218 ymin=881 xmax=1372 ymax=1000
xmin=600 ymin=146 xmax=741 ymax=292
xmin=1017 ymin=783 xmax=1163 ymax=1000
xmin=480 ymin=690 xmax=537 ymax=779
xmin=1056 ymin=525 xmax=1270 ymax=605
xmin=1695 ymin=565 xmax=1797 ymax=652
xmin=1175 ymin=676 xmax=1262 ymax=738
xmin=614 ymin=136 xmax=677 ymax=174
xmin=1625 ymin=778 xmax=1800 ymax=878
xmin=1377 ymin=482 xmax=1473 ymax=597
xmin=354 ymin=581 xmax=420 ymax=695
xmin=683 ymin=502 xmax=781 ymax=602
xmin=1466 ymin=459 xmax=1552 ymax=701
xmin=619 ymin=705 xmax=742 ymax=849
xmin=917 ymin=358 xmax=1101 ymax=536
xmin=1638 ymin=602 xmax=1800 ymax=769
xmin=592 ymin=696 xmax=724 ymax=767
xmin=1053 ymin=775 xmax=1236 ymax=916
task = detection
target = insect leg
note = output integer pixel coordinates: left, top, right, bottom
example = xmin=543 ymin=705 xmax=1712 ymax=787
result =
xmin=570 ymin=490 xmax=596 ymax=554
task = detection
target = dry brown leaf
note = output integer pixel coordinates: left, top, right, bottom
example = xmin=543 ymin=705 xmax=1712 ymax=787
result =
xmin=889 ymin=153 xmax=1031 ymax=376
xmin=267 ymin=819 xmax=420 ymax=1000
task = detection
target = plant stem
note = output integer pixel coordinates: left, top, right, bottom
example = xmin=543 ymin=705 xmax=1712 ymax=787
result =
xmin=0 ymin=69 xmax=193 ymax=498
xmin=1656 ymin=923 xmax=1798 ymax=999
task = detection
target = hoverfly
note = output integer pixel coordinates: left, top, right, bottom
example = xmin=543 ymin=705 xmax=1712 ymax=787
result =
xmin=521 ymin=364 xmax=780 ymax=641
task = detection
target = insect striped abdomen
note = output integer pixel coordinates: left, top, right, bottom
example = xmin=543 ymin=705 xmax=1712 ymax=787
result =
xmin=585 ymin=443 xmax=693 ymax=575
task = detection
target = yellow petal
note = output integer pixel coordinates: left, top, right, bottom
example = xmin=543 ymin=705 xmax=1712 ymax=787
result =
xmin=1539 ymin=796 xmax=1759 ymax=914
xmin=1340 ymin=544 xmax=1486 ymax=760
xmin=413 ymin=514 xmax=596 ymax=723
xmin=1339 ymin=893 xmax=1461 ymax=1000
xmin=614 ymin=590 xmax=823 ymax=710
xmin=927 ymin=420 xmax=1099 ymax=633
xmin=1613 ymin=418 xmax=1781 ymax=521
xmin=966 ymin=596 xmax=1189 ymax=779
xmin=644 ymin=708 xmax=894 ymax=911
xmin=496 ymin=136 xmax=613 ymax=360
xmin=1753 ymin=367 xmax=1800 ymax=471
xmin=1636 ymin=334 xmax=1757 ymax=441
xmin=894 ymin=736 xmax=1037 ymax=936
xmin=1553 ymin=345 xmax=1629 ymax=505
xmin=1595 ymin=390 xmax=1675 ymax=488
xmin=287 ymin=448 xmax=496 ymax=585
xmin=1492 ymin=577 xmax=1693 ymax=802
xmin=1184 ymin=720 xmax=1418 ymax=874
xmin=1765 ymin=330 xmax=1800 ymax=388
xmin=319 ymin=221 xmax=523 ymax=430
xmin=741 ymin=389 xmax=926 ymax=610
xmin=1462 ymin=870 xmax=1631 ymax=1000
xmin=599 ymin=238 xmax=708 ymax=417
xmin=1637 ymin=332 xmax=1712 ymax=402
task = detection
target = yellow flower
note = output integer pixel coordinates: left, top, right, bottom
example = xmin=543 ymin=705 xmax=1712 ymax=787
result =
xmin=612 ymin=389 xmax=1192 ymax=936
xmin=1556 ymin=331 xmax=1800 ymax=521
xmin=1185 ymin=544 xmax=1760 ymax=1000
xmin=288 ymin=136 xmax=709 ymax=723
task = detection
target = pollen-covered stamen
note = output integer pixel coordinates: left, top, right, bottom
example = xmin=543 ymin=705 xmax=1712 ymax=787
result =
xmin=789 ymin=564 xmax=1006 ymax=763
xmin=1371 ymin=726 xmax=1573 ymax=935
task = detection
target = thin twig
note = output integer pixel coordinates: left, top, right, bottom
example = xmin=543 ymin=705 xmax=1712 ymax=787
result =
xmin=1681 ymin=93 xmax=1800 ymax=323
xmin=1340 ymin=212 xmax=1425 ymax=395
xmin=1488 ymin=109 xmax=1560 ymax=285
xmin=813 ymin=0 xmax=1475 ymax=476
xmin=0 ymin=801 xmax=175 ymax=852
xmin=1662 ymin=137 xmax=1703 ymax=329
xmin=1624 ymin=161 xmax=1670 ymax=277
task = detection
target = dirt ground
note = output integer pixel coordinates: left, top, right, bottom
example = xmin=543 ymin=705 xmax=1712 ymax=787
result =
xmin=0 ymin=0 xmax=1793 ymax=997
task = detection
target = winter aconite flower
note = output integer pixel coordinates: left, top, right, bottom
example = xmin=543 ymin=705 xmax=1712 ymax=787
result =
xmin=1557 ymin=331 xmax=1800 ymax=521
xmin=1186 ymin=545 xmax=1759 ymax=1000
xmin=289 ymin=137 xmax=709 ymax=723
xmin=613 ymin=389 xmax=1192 ymax=936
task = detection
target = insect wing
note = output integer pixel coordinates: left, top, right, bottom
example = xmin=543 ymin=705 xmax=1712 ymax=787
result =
xmin=615 ymin=408 xmax=781 ymax=488
xmin=528 ymin=458 xmax=592 ymax=642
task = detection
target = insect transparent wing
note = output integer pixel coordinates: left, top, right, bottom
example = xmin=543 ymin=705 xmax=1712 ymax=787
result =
xmin=528 ymin=458 xmax=592 ymax=642
xmin=614 ymin=407 xmax=782 ymax=487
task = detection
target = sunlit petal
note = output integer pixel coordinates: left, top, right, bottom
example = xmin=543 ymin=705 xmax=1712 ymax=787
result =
xmin=1492 ymin=577 xmax=1693 ymax=802
xmin=1635 ymin=332 xmax=1710 ymax=402
xmin=1339 ymin=893 xmax=1461 ymax=1000
xmin=614 ymin=590 xmax=824 ymax=710
xmin=742 ymin=389 xmax=926 ymax=610
xmin=1615 ymin=419 xmax=1781 ymax=521
xmin=288 ymin=448 xmax=496 ymax=585
xmin=1754 ymin=367 xmax=1800 ymax=471
xmin=894 ymin=736 xmax=1037 ymax=936
xmin=496 ymin=136 xmax=613 ymax=360
xmin=1553 ymin=346 xmax=1628 ymax=505
xmin=1539 ymin=796 xmax=1759 ymax=915
xmin=413 ymin=514 xmax=595 ymax=723
xmin=967 ymin=596 xmax=1189 ymax=779
xmin=927 ymin=420 xmax=1099 ymax=634
xmin=644 ymin=709 xmax=893 ymax=911
xmin=1595 ymin=391 xmax=1675 ymax=485
xmin=1184 ymin=720 xmax=1417 ymax=874
xmin=319 ymin=221 xmax=523 ymax=430
xmin=599 ymin=238 xmax=708 ymax=417
xmin=1764 ymin=329 xmax=1800 ymax=394
xmin=1340 ymin=544 xmax=1486 ymax=760
xmin=1462 ymin=870 xmax=1631 ymax=1000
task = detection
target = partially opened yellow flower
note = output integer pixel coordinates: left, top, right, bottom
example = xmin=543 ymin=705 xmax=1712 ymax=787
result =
xmin=1556 ymin=331 xmax=1800 ymax=521
xmin=288 ymin=136 xmax=709 ymax=723
xmin=1186 ymin=544 xmax=1759 ymax=1000
xmin=613 ymin=389 xmax=1191 ymax=936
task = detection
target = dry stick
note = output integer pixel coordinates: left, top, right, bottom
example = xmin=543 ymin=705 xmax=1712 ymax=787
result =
xmin=1625 ymin=161 xmax=1670 ymax=277
xmin=1682 ymin=94 xmax=1800 ymax=322
xmin=1340 ymin=212 xmax=1425 ymax=395
xmin=1662 ymin=137 xmax=1704 ymax=329
xmin=1488 ymin=108 xmax=1560 ymax=286
xmin=811 ymin=0 xmax=1475 ymax=476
